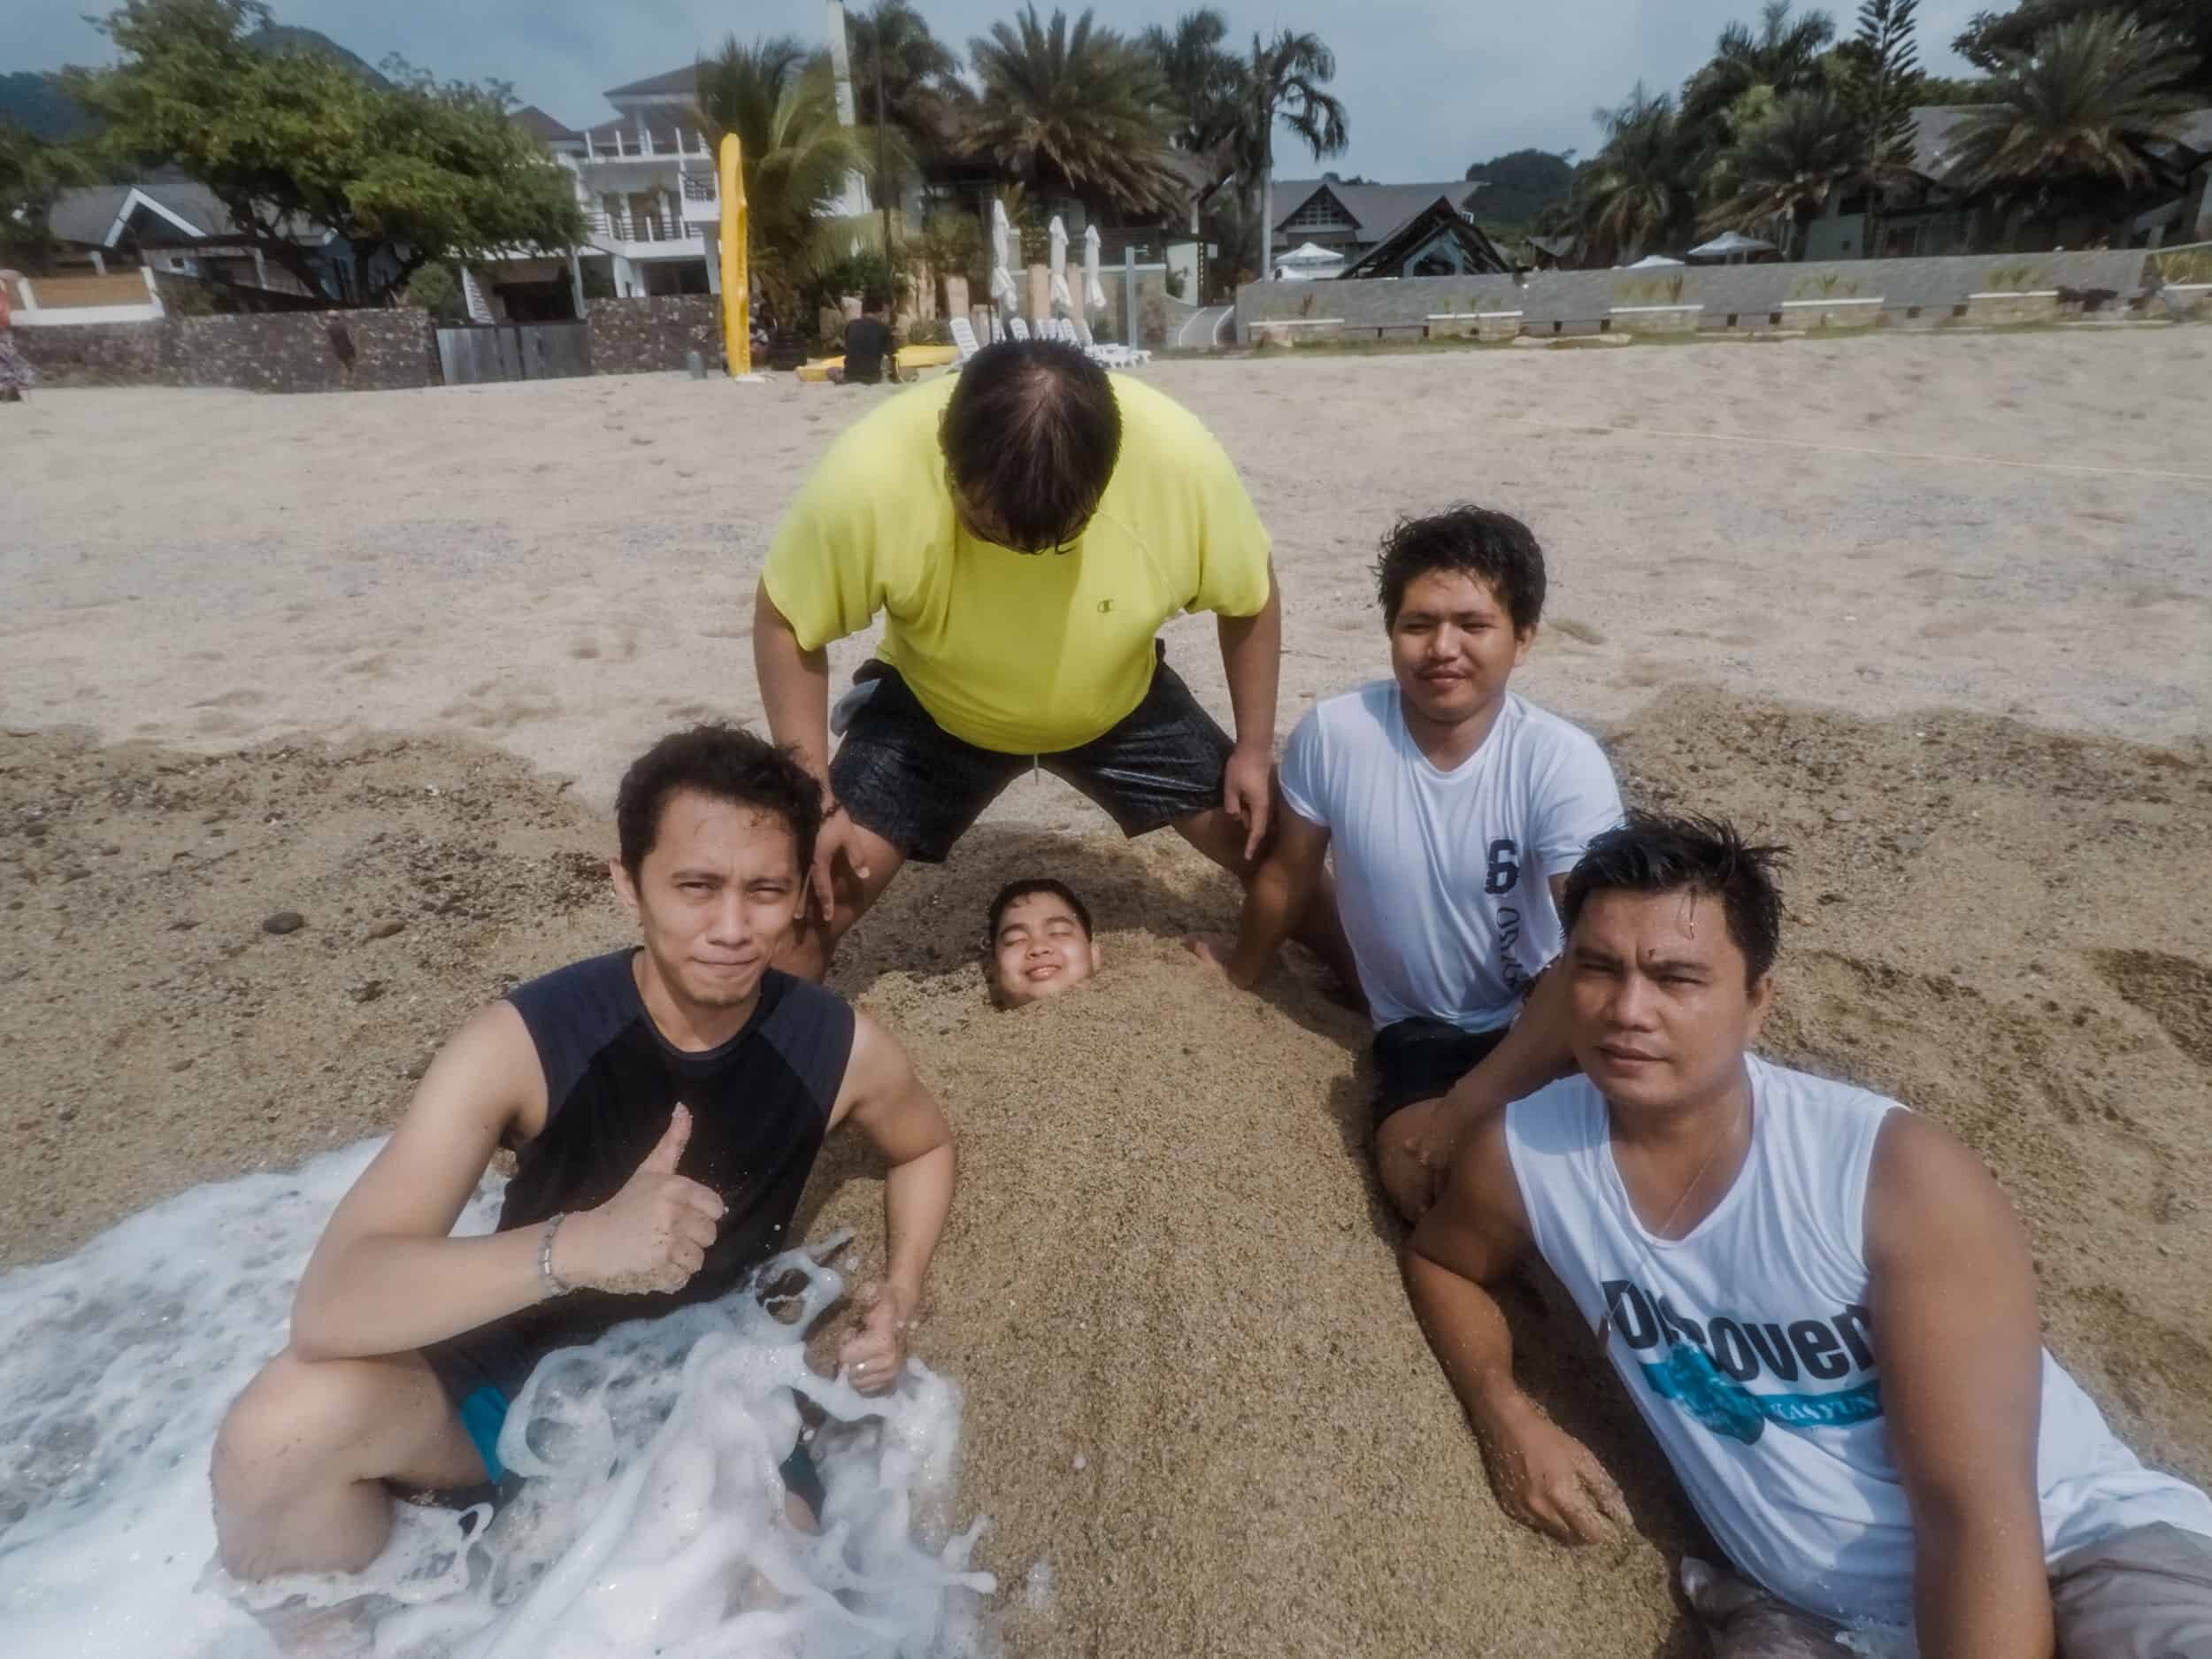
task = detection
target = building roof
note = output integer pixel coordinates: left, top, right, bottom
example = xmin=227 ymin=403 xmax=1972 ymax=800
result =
xmin=49 ymin=180 xmax=244 ymax=246
xmin=1272 ymin=177 xmax=1486 ymax=241
xmin=1337 ymin=197 xmax=1513 ymax=280
xmin=603 ymin=65 xmax=699 ymax=100
xmin=511 ymin=104 xmax=580 ymax=143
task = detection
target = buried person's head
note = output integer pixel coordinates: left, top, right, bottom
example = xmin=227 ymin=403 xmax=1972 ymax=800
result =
xmin=1374 ymin=505 xmax=1545 ymax=733
xmin=1557 ymin=811 xmax=1785 ymax=1115
xmin=611 ymin=723 xmax=823 ymax=1012
xmin=985 ymin=878 xmax=1101 ymax=1007
xmin=940 ymin=340 xmax=1120 ymax=554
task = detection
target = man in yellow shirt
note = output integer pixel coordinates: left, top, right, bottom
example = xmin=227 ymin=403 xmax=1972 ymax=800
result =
xmin=755 ymin=339 xmax=1337 ymax=979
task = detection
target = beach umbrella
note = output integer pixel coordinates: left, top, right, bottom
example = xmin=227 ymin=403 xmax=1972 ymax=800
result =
xmin=1623 ymin=253 xmax=1686 ymax=269
xmin=1273 ymin=240 xmax=1347 ymax=280
xmin=1048 ymin=214 xmax=1073 ymax=317
xmin=988 ymin=197 xmax=1018 ymax=333
xmin=1083 ymin=224 xmax=1107 ymax=319
xmin=1686 ymin=230 xmax=1775 ymax=265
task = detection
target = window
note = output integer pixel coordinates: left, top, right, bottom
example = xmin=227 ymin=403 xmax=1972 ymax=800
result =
xmin=1285 ymin=193 xmax=1351 ymax=231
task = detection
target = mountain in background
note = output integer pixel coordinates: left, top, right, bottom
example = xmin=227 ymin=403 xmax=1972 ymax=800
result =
xmin=1 ymin=21 xmax=384 ymax=143
xmin=1462 ymin=149 xmax=1576 ymax=227
xmin=0 ymin=72 xmax=93 ymax=141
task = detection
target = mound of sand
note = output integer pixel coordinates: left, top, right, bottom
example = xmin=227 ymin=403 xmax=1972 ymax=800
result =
xmin=4 ymin=681 xmax=2209 ymax=1655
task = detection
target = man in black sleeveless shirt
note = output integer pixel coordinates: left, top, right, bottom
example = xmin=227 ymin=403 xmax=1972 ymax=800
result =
xmin=210 ymin=726 xmax=957 ymax=1580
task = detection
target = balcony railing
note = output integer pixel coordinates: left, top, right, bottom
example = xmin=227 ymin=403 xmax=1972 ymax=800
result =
xmin=680 ymin=172 xmax=717 ymax=202
xmin=582 ymin=126 xmax=712 ymax=163
xmin=592 ymin=211 xmax=707 ymax=246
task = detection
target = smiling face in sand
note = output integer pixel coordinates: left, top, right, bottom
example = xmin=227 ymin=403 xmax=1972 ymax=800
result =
xmin=987 ymin=883 xmax=1101 ymax=1008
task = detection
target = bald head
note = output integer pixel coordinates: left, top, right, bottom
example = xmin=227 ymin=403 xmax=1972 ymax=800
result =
xmin=940 ymin=340 xmax=1122 ymax=553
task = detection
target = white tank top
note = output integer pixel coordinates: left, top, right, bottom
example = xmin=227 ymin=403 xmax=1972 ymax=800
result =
xmin=1504 ymin=1055 xmax=2212 ymax=1624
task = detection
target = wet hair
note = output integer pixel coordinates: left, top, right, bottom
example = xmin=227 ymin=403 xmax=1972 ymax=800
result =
xmin=1560 ymin=811 xmax=1787 ymax=986
xmin=940 ymin=340 xmax=1120 ymax=553
xmin=985 ymin=877 xmax=1094 ymax=945
xmin=1373 ymin=505 xmax=1547 ymax=632
xmin=615 ymin=724 xmax=823 ymax=879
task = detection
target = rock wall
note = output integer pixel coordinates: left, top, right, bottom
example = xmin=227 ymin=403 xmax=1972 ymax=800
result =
xmin=12 ymin=323 xmax=166 ymax=388
xmin=588 ymin=296 xmax=721 ymax=375
xmin=12 ymin=310 xmax=438 ymax=393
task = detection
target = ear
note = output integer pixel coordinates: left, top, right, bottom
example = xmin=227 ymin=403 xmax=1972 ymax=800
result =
xmin=1743 ymin=969 xmax=1777 ymax=1041
xmin=1512 ymin=622 xmax=1536 ymax=668
xmin=608 ymin=855 xmax=641 ymax=918
xmin=1087 ymin=940 xmax=1102 ymax=975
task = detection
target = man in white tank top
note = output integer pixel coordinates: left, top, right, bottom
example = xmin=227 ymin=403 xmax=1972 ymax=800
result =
xmin=1187 ymin=506 xmax=1622 ymax=1221
xmin=1404 ymin=813 xmax=2212 ymax=1656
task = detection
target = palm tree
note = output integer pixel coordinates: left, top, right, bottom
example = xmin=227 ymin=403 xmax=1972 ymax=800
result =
xmin=1565 ymin=86 xmax=1702 ymax=265
xmin=1704 ymin=88 xmax=1867 ymax=257
xmin=1681 ymin=1 xmax=1839 ymax=150
xmin=964 ymin=6 xmax=1186 ymax=219
xmin=1839 ymin=0 xmax=1923 ymax=258
xmin=1235 ymin=28 xmax=1348 ymax=280
xmin=848 ymin=0 xmax=965 ymax=179
xmin=693 ymin=37 xmax=884 ymax=319
xmin=1945 ymin=12 xmax=2199 ymax=230
xmin=1142 ymin=8 xmax=1245 ymax=186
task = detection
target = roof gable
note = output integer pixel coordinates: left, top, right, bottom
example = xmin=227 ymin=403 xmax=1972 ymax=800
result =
xmin=604 ymin=65 xmax=699 ymax=101
xmin=1272 ymin=177 xmax=1485 ymax=240
xmin=1338 ymin=197 xmax=1514 ymax=280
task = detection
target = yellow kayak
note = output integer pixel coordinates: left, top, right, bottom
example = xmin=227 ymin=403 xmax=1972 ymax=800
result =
xmin=794 ymin=342 xmax=962 ymax=383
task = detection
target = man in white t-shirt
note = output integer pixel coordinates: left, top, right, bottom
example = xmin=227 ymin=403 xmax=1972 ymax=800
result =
xmin=1407 ymin=812 xmax=2212 ymax=1656
xmin=1189 ymin=505 xmax=1622 ymax=1221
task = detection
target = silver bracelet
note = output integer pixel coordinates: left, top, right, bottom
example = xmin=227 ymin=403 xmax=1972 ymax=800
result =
xmin=537 ymin=1212 xmax=572 ymax=1297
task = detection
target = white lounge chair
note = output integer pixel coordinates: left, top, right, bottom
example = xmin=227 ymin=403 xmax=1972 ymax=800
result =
xmin=1008 ymin=315 xmax=1033 ymax=342
xmin=949 ymin=315 xmax=985 ymax=364
xmin=1072 ymin=317 xmax=1148 ymax=368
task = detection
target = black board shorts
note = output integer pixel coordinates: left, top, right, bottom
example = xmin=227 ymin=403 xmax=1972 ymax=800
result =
xmin=827 ymin=641 xmax=1234 ymax=863
xmin=1371 ymin=1017 xmax=1510 ymax=1127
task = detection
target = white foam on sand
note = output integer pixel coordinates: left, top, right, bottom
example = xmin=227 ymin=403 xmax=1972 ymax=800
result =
xmin=0 ymin=1141 xmax=995 ymax=1658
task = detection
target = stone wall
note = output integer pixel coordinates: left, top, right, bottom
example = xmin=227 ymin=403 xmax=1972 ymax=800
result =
xmin=1233 ymin=249 xmax=2156 ymax=342
xmin=12 ymin=322 xmax=166 ymax=388
xmin=165 ymin=310 xmax=438 ymax=392
xmin=13 ymin=309 xmax=437 ymax=392
xmin=588 ymin=296 xmax=720 ymax=374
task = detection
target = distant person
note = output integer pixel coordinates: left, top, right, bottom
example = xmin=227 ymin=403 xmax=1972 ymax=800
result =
xmin=753 ymin=337 xmax=1348 ymax=984
xmin=210 ymin=725 xmax=957 ymax=1579
xmin=0 ymin=270 xmax=36 ymax=403
xmin=1189 ymin=507 xmax=1622 ymax=1222
xmin=985 ymin=878 xmax=1100 ymax=1008
xmin=837 ymin=292 xmax=894 ymax=386
xmin=1406 ymin=813 xmax=2212 ymax=1656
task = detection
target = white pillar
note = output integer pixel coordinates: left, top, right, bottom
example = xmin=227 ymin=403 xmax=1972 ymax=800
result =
xmin=89 ymin=250 xmax=106 ymax=275
xmin=569 ymin=249 xmax=587 ymax=318
xmin=613 ymin=255 xmax=635 ymax=297
xmin=705 ymin=239 xmax=722 ymax=295
xmin=252 ymin=247 xmax=267 ymax=288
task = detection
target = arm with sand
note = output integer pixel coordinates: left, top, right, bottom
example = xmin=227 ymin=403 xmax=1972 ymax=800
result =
xmin=1403 ymin=1110 xmax=1632 ymax=1547
xmin=1866 ymin=1111 xmax=2055 ymax=1657
xmin=1202 ymin=807 xmax=1332 ymax=986
xmin=289 ymin=1007 xmax=725 ymax=1361
xmin=827 ymin=1010 xmax=956 ymax=1394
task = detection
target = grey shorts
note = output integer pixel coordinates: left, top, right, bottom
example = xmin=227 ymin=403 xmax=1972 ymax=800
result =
xmin=1686 ymin=1524 xmax=2212 ymax=1657
xmin=826 ymin=643 xmax=1233 ymax=864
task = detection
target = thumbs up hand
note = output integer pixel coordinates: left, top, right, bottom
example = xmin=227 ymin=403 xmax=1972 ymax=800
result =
xmin=554 ymin=1104 xmax=726 ymax=1295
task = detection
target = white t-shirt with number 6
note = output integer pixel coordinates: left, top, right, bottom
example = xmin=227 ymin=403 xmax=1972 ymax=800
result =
xmin=1279 ymin=683 xmax=1624 ymax=1033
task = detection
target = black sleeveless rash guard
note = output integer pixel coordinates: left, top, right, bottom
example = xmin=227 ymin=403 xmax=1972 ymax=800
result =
xmin=421 ymin=949 xmax=856 ymax=1411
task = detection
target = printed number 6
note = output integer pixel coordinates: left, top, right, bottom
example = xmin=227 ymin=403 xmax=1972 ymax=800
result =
xmin=1485 ymin=838 xmax=1520 ymax=895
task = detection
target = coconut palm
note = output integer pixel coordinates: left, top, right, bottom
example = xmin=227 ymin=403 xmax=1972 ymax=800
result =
xmin=1235 ymin=28 xmax=1348 ymax=280
xmin=847 ymin=0 xmax=965 ymax=177
xmin=1564 ymin=86 xmax=1702 ymax=265
xmin=1945 ymin=12 xmax=2200 ymax=218
xmin=1142 ymin=7 xmax=1245 ymax=185
xmin=693 ymin=36 xmax=888 ymax=318
xmin=1682 ymin=0 xmax=1840 ymax=140
xmin=1704 ymin=88 xmax=1867 ymax=256
xmin=964 ymin=5 xmax=1186 ymax=218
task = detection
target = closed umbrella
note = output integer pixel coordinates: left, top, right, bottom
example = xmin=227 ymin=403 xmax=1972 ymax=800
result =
xmin=988 ymin=198 xmax=1018 ymax=338
xmin=1082 ymin=224 xmax=1107 ymax=319
xmin=1048 ymin=214 xmax=1073 ymax=317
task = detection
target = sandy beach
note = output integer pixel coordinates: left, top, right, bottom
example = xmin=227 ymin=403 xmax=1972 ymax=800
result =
xmin=4 ymin=326 xmax=2210 ymax=1655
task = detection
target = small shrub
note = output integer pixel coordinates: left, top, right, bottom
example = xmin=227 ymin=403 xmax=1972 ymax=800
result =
xmin=1164 ymin=266 xmax=1187 ymax=300
xmin=1788 ymin=269 xmax=1861 ymax=301
xmin=1983 ymin=260 xmax=2047 ymax=294
xmin=2152 ymin=247 xmax=2212 ymax=285
xmin=905 ymin=317 xmax=951 ymax=345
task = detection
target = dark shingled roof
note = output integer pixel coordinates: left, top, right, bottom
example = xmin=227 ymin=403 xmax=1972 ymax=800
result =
xmin=512 ymin=104 xmax=580 ymax=143
xmin=1271 ymin=178 xmax=1486 ymax=242
xmin=603 ymin=65 xmax=699 ymax=99
xmin=49 ymin=180 xmax=241 ymax=245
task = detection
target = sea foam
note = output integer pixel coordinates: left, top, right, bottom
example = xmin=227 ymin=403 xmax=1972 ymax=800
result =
xmin=0 ymin=1141 xmax=993 ymax=1658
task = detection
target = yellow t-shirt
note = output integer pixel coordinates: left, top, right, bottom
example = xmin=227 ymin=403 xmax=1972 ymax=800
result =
xmin=762 ymin=373 xmax=1271 ymax=755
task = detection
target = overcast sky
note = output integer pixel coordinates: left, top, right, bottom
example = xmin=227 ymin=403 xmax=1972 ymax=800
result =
xmin=15 ymin=0 xmax=1991 ymax=179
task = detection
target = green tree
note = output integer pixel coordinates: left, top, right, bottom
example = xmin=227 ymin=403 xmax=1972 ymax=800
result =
xmin=1704 ymin=88 xmax=1866 ymax=256
xmin=964 ymin=6 xmax=1186 ymax=218
xmin=1682 ymin=1 xmax=1841 ymax=144
xmin=1141 ymin=8 xmax=1246 ymax=192
xmin=1237 ymin=28 xmax=1349 ymax=280
xmin=848 ymin=0 xmax=966 ymax=180
xmin=0 ymin=121 xmax=96 ymax=271
xmin=61 ymin=0 xmax=581 ymax=305
xmin=1562 ymin=86 xmax=1702 ymax=265
xmin=1945 ymin=12 xmax=2200 ymax=230
xmin=693 ymin=36 xmax=888 ymax=321
xmin=1838 ymin=0 xmax=1923 ymax=257
xmin=1956 ymin=0 xmax=2212 ymax=99
xmin=1462 ymin=149 xmax=1578 ymax=224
